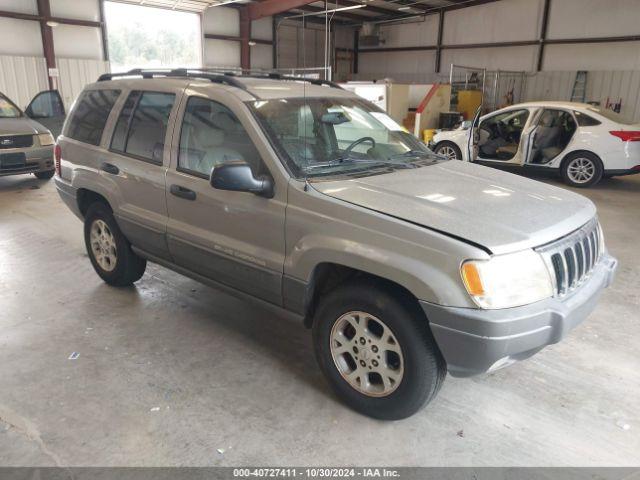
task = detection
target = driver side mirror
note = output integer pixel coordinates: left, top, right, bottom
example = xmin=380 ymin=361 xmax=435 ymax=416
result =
xmin=210 ymin=162 xmax=274 ymax=198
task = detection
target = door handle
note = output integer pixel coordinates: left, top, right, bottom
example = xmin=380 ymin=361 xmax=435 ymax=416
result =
xmin=170 ymin=184 xmax=197 ymax=201
xmin=100 ymin=162 xmax=119 ymax=175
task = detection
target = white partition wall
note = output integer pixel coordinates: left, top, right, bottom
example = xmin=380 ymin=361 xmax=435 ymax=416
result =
xmin=0 ymin=55 xmax=48 ymax=109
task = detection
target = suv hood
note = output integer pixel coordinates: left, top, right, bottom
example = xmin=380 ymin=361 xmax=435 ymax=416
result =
xmin=312 ymin=161 xmax=596 ymax=254
xmin=0 ymin=117 xmax=48 ymax=136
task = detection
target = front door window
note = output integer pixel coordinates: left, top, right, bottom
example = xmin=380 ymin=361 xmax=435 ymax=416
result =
xmin=478 ymin=109 xmax=530 ymax=161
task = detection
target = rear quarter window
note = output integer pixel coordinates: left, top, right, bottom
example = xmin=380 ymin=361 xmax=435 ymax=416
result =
xmin=66 ymin=89 xmax=121 ymax=146
xmin=574 ymin=111 xmax=601 ymax=127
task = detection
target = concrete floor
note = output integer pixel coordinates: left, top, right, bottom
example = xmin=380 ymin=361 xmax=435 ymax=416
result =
xmin=0 ymin=171 xmax=638 ymax=467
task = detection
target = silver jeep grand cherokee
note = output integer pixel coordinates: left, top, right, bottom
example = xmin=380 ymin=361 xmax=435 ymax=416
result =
xmin=55 ymin=69 xmax=617 ymax=419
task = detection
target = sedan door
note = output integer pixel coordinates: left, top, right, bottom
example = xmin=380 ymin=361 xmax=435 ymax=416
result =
xmin=165 ymin=91 xmax=287 ymax=306
xmin=476 ymin=107 xmax=537 ymax=166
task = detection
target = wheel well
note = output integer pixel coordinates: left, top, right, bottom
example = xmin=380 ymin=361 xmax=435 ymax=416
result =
xmin=560 ymin=150 xmax=603 ymax=169
xmin=77 ymin=189 xmax=111 ymax=217
xmin=302 ymin=263 xmax=423 ymax=328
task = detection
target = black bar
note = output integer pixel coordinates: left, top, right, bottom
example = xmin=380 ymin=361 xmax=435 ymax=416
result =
xmin=537 ymin=0 xmax=551 ymax=72
xmin=272 ymin=16 xmax=278 ymax=69
xmin=353 ymin=28 xmax=359 ymax=75
xmin=435 ymin=8 xmax=444 ymax=73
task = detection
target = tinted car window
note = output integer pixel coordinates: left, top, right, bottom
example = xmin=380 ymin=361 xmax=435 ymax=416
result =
xmin=26 ymin=91 xmax=65 ymax=118
xmin=66 ymin=90 xmax=120 ymax=146
xmin=111 ymin=91 xmax=175 ymax=163
xmin=178 ymin=96 xmax=260 ymax=177
xmin=574 ymin=111 xmax=602 ymax=127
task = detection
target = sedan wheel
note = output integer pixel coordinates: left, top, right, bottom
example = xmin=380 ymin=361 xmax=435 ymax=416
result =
xmin=561 ymin=152 xmax=603 ymax=188
xmin=435 ymin=143 xmax=462 ymax=160
xmin=567 ymin=157 xmax=596 ymax=184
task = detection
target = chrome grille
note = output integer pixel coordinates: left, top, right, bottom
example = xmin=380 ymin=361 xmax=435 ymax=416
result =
xmin=536 ymin=219 xmax=603 ymax=297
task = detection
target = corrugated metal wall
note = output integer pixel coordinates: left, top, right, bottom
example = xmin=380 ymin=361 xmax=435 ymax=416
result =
xmin=524 ymin=71 xmax=640 ymax=123
xmin=0 ymin=54 xmax=109 ymax=110
xmin=56 ymin=57 xmax=110 ymax=107
xmin=0 ymin=55 xmax=49 ymax=110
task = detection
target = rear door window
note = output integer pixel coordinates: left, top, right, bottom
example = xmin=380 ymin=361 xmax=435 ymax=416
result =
xmin=111 ymin=91 xmax=175 ymax=163
xmin=66 ymin=90 xmax=121 ymax=146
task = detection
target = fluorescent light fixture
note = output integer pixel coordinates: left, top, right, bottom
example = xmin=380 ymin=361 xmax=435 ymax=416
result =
xmin=46 ymin=21 xmax=59 ymax=27
xmin=248 ymin=41 xmax=257 ymax=46
xmin=290 ymin=4 xmax=366 ymax=18
xmin=398 ymin=6 xmax=411 ymax=10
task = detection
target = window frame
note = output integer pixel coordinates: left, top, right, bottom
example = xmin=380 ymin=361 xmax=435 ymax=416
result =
xmin=109 ymin=89 xmax=177 ymax=166
xmin=65 ymin=88 xmax=122 ymax=147
xmin=176 ymin=94 xmax=266 ymax=181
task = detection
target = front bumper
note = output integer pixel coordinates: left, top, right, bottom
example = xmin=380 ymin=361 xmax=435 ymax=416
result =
xmin=0 ymin=146 xmax=54 ymax=177
xmin=420 ymin=253 xmax=617 ymax=377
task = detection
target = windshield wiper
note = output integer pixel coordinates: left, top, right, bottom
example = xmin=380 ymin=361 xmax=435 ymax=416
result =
xmin=304 ymin=156 xmax=388 ymax=170
xmin=389 ymin=149 xmax=434 ymax=160
xmin=304 ymin=151 xmax=428 ymax=172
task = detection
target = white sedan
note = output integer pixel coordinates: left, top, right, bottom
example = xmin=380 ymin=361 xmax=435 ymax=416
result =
xmin=431 ymin=101 xmax=640 ymax=187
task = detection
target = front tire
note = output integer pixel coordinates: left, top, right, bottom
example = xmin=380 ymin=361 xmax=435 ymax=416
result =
xmin=561 ymin=152 xmax=603 ymax=188
xmin=312 ymin=281 xmax=446 ymax=420
xmin=84 ymin=202 xmax=146 ymax=286
xmin=34 ymin=170 xmax=54 ymax=180
xmin=434 ymin=142 xmax=462 ymax=160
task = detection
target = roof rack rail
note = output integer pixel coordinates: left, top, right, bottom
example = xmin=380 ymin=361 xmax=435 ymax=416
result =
xmin=97 ymin=68 xmax=343 ymax=91
xmin=199 ymin=67 xmax=343 ymax=89
xmin=97 ymin=68 xmax=248 ymax=90
xmin=241 ymin=72 xmax=344 ymax=90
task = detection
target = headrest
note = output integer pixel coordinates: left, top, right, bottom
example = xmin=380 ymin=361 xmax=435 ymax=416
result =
xmin=190 ymin=122 xmax=225 ymax=149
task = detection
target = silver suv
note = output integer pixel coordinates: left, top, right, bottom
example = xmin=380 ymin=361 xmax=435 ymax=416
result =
xmin=55 ymin=69 xmax=617 ymax=419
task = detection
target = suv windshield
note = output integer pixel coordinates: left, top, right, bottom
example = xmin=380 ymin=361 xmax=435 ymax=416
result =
xmin=0 ymin=93 xmax=22 ymax=118
xmin=250 ymin=97 xmax=439 ymax=178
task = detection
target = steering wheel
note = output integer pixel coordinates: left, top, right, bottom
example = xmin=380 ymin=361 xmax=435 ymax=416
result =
xmin=494 ymin=122 xmax=507 ymax=139
xmin=344 ymin=136 xmax=376 ymax=154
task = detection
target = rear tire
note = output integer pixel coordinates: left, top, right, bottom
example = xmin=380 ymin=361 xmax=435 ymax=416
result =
xmin=34 ymin=170 xmax=54 ymax=180
xmin=434 ymin=142 xmax=462 ymax=160
xmin=312 ymin=280 xmax=446 ymax=420
xmin=84 ymin=202 xmax=146 ymax=286
xmin=561 ymin=152 xmax=603 ymax=188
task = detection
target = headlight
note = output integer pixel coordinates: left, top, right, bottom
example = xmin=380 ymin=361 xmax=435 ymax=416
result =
xmin=461 ymin=250 xmax=554 ymax=309
xmin=37 ymin=133 xmax=55 ymax=146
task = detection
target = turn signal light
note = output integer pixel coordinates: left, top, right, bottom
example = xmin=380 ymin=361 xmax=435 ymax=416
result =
xmin=54 ymin=144 xmax=62 ymax=176
xmin=461 ymin=262 xmax=485 ymax=296
xmin=609 ymin=131 xmax=640 ymax=142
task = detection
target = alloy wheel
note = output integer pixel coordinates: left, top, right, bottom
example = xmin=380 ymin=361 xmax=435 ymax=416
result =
xmin=90 ymin=219 xmax=118 ymax=272
xmin=567 ymin=157 xmax=596 ymax=184
xmin=438 ymin=145 xmax=459 ymax=160
xmin=330 ymin=311 xmax=404 ymax=397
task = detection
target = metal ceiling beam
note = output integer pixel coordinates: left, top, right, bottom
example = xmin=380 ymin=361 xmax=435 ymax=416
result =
xmin=36 ymin=0 xmax=56 ymax=90
xmin=536 ymin=0 xmax=551 ymax=72
xmin=246 ymin=0 xmax=319 ymax=20
xmin=289 ymin=4 xmax=372 ymax=22
xmin=337 ymin=0 xmax=399 ymax=17
xmin=0 ymin=9 xmax=101 ymax=27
